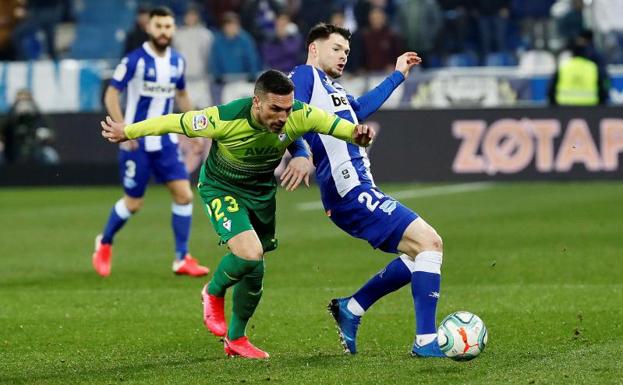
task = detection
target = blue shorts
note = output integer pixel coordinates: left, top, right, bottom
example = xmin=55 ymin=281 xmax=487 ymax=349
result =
xmin=327 ymin=185 xmax=419 ymax=253
xmin=118 ymin=145 xmax=188 ymax=198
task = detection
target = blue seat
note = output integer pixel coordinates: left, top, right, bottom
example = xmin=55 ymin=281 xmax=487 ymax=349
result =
xmin=446 ymin=52 xmax=478 ymax=67
xmin=485 ymin=52 xmax=518 ymax=67
xmin=70 ymin=25 xmax=123 ymax=59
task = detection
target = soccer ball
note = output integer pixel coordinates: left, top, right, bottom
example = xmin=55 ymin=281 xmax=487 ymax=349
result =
xmin=437 ymin=311 xmax=488 ymax=361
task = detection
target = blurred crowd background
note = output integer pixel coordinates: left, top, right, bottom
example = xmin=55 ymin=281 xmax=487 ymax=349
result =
xmin=0 ymin=0 xmax=621 ymax=172
xmin=1 ymin=0 xmax=622 ymax=71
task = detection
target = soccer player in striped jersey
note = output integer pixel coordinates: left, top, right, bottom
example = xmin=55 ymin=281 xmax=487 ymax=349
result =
xmin=100 ymin=69 xmax=375 ymax=359
xmin=91 ymin=6 xmax=209 ymax=277
xmin=289 ymin=23 xmax=446 ymax=357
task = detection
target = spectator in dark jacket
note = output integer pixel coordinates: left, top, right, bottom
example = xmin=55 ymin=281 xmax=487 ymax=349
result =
xmin=358 ymin=7 xmax=403 ymax=72
xmin=261 ymin=13 xmax=303 ymax=73
xmin=472 ymin=0 xmax=511 ymax=56
xmin=123 ymin=5 xmax=150 ymax=55
xmin=209 ymin=12 xmax=261 ymax=82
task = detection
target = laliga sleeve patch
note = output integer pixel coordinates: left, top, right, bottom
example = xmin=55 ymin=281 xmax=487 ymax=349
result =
xmin=192 ymin=114 xmax=209 ymax=131
xmin=112 ymin=59 xmax=128 ymax=81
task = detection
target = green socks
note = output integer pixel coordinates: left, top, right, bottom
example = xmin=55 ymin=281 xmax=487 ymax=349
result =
xmin=229 ymin=261 xmax=264 ymax=340
xmin=208 ymin=252 xmax=262 ymax=296
xmin=207 ymin=252 xmax=265 ymax=340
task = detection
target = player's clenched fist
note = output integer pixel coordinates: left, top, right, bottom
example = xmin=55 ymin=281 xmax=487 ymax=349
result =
xmin=100 ymin=116 xmax=128 ymax=143
xmin=352 ymin=124 xmax=375 ymax=147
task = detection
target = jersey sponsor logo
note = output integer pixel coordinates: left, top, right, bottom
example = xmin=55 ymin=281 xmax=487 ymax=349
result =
xmin=244 ymin=147 xmax=280 ymax=156
xmin=112 ymin=60 xmax=128 ymax=81
xmin=140 ymin=81 xmax=175 ymax=97
xmin=192 ymin=114 xmax=209 ymax=131
xmin=330 ymin=93 xmax=349 ymax=108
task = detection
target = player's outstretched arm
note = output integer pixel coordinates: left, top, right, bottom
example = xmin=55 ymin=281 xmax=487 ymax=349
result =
xmin=352 ymin=52 xmax=422 ymax=121
xmin=100 ymin=113 xmax=186 ymax=143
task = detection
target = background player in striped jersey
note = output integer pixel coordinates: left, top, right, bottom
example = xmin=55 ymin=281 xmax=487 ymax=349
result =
xmin=91 ymin=6 xmax=209 ymax=277
xmin=289 ymin=23 xmax=446 ymax=357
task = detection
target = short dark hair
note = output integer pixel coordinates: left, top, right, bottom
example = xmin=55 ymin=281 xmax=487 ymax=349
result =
xmin=254 ymin=70 xmax=294 ymax=96
xmin=150 ymin=6 xmax=174 ymax=19
xmin=305 ymin=22 xmax=351 ymax=49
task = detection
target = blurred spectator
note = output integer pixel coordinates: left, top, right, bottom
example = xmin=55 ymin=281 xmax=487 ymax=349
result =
xmin=174 ymin=5 xmax=214 ymax=107
xmin=472 ymin=0 xmax=511 ymax=57
xmin=11 ymin=0 xmax=64 ymax=60
xmin=352 ymin=0 xmax=397 ymax=31
xmin=397 ymin=0 xmax=442 ymax=67
xmin=1 ymin=89 xmax=59 ymax=165
xmin=123 ymin=5 xmax=150 ymax=55
xmin=261 ymin=13 xmax=303 ymax=73
xmin=330 ymin=9 xmax=347 ymax=28
xmin=556 ymin=0 xmax=585 ymax=44
xmin=209 ymin=12 xmax=261 ymax=82
xmin=436 ymin=0 xmax=471 ymax=56
xmin=0 ymin=0 xmax=26 ymax=60
xmin=588 ymin=0 xmax=623 ymax=64
xmin=240 ymin=0 xmax=284 ymax=45
xmin=203 ymin=0 xmax=243 ymax=28
xmin=513 ymin=0 xmax=555 ymax=50
xmin=296 ymin=0 xmax=334 ymax=37
xmin=356 ymin=7 xmax=402 ymax=72
xmin=332 ymin=0 xmax=359 ymax=32
xmin=548 ymin=37 xmax=609 ymax=106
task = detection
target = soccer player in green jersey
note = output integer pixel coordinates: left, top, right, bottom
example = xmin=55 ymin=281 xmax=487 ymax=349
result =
xmin=100 ymin=69 xmax=374 ymax=359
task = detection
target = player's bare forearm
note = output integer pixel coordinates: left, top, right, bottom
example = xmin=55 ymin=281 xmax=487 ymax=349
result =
xmin=280 ymin=156 xmax=312 ymax=191
xmin=175 ymin=89 xmax=193 ymax=113
xmin=103 ymin=86 xmax=125 ymax=122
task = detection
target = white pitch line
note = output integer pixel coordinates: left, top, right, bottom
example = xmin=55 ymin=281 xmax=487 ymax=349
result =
xmin=296 ymin=182 xmax=494 ymax=211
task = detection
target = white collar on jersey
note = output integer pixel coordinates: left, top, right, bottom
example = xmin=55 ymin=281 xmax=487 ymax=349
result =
xmin=142 ymin=41 xmax=171 ymax=59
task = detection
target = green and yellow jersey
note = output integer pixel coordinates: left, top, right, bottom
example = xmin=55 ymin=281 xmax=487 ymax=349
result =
xmin=124 ymin=97 xmax=358 ymax=203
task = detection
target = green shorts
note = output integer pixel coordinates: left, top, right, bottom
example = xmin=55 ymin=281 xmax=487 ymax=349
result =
xmin=198 ymin=185 xmax=278 ymax=253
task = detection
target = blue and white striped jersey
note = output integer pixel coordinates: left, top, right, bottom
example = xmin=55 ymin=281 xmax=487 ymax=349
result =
xmin=289 ymin=64 xmax=404 ymax=208
xmin=110 ymin=42 xmax=186 ymax=152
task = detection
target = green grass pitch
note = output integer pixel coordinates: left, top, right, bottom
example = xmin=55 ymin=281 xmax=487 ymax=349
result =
xmin=1 ymin=182 xmax=622 ymax=384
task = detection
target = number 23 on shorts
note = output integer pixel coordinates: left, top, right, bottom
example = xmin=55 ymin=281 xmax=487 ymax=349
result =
xmin=206 ymin=196 xmax=240 ymax=222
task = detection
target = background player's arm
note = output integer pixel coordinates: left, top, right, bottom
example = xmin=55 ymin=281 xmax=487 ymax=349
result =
xmin=175 ymin=89 xmax=193 ymax=113
xmin=103 ymin=86 xmax=124 ymax=122
xmin=106 ymin=54 xmax=139 ymax=149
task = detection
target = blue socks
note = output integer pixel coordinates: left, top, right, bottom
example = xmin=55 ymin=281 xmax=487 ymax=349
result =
xmin=411 ymin=251 xmax=443 ymax=339
xmin=352 ymin=256 xmax=413 ymax=311
xmin=101 ymin=199 xmax=132 ymax=244
xmin=348 ymin=251 xmax=443 ymax=344
xmin=171 ymin=203 xmax=192 ymax=260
